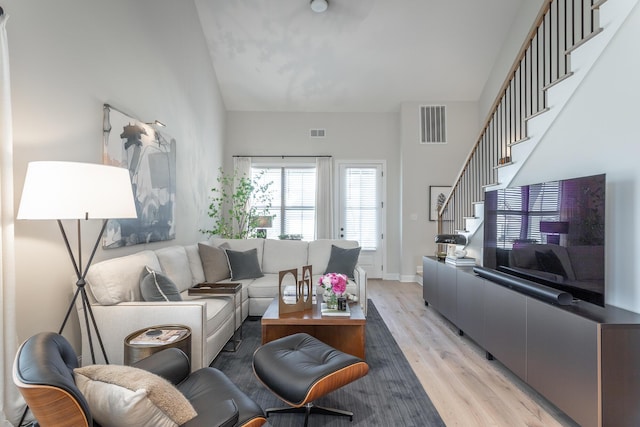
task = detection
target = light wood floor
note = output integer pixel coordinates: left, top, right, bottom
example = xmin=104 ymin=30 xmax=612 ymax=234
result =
xmin=367 ymin=279 xmax=579 ymax=427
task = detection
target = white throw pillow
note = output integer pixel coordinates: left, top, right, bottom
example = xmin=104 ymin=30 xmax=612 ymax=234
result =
xmin=74 ymin=364 xmax=197 ymax=427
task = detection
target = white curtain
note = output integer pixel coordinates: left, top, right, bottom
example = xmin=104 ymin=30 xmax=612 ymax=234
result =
xmin=315 ymin=157 xmax=334 ymax=239
xmin=0 ymin=13 xmax=24 ymax=427
xmin=232 ymin=157 xmax=252 ymax=236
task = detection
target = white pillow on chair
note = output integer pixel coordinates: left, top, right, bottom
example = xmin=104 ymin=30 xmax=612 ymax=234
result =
xmin=74 ymin=364 xmax=196 ymax=427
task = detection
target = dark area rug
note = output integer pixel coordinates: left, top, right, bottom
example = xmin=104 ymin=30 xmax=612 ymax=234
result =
xmin=210 ymin=300 xmax=445 ymax=427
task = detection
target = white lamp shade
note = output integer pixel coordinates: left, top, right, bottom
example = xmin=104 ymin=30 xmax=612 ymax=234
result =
xmin=17 ymin=161 xmax=138 ymax=220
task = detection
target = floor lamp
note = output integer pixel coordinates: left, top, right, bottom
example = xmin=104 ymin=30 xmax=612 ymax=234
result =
xmin=17 ymin=161 xmax=137 ymax=365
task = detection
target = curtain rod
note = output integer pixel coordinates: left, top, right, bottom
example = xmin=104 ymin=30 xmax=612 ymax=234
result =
xmin=233 ymin=155 xmax=332 ymax=158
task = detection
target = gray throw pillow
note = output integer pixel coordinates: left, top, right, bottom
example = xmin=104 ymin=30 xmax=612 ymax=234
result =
xmin=324 ymin=245 xmax=361 ymax=279
xmin=224 ymin=248 xmax=264 ymax=280
xmin=198 ymin=242 xmax=230 ymax=283
xmin=140 ymin=266 xmax=182 ymax=302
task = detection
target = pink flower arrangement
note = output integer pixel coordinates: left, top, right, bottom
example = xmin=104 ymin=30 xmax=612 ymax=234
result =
xmin=318 ymin=272 xmax=348 ymax=296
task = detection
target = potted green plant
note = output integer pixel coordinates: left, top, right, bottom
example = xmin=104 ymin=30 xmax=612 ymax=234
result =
xmin=201 ymin=167 xmax=273 ymax=239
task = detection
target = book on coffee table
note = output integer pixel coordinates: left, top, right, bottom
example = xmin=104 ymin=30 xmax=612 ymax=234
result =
xmin=282 ymin=285 xmax=317 ymax=304
xmin=320 ymin=303 xmax=351 ymax=317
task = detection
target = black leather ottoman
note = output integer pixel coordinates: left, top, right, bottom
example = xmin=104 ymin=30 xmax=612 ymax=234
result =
xmin=252 ymin=332 xmax=369 ymax=426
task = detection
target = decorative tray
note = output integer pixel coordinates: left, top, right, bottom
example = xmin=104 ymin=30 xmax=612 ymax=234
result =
xmin=188 ymin=282 xmax=241 ymax=295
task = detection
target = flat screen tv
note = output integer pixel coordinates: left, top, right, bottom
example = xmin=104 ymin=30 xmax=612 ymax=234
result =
xmin=482 ymin=173 xmax=605 ymax=306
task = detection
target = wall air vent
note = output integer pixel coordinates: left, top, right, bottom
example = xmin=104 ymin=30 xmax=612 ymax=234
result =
xmin=420 ymin=105 xmax=447 ymax=144
xmin=310 ymin=129 xmax=326 ymax=138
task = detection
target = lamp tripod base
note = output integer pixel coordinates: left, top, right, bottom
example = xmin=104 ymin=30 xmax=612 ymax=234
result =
xmin=57 ymin=218 xmax=110 ymax=365
xmin=59 ymin=279 xmax=109 ymax=365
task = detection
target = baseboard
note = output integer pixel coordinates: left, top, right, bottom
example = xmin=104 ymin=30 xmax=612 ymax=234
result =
xmin=378 ymin=273 xmax=422 ymax=284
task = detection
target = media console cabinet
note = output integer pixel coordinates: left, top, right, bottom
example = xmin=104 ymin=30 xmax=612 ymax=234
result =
xmin=422 ymin=256 xmax=640 ymax=427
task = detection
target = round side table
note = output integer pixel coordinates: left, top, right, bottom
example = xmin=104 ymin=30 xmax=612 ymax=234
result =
xmin=124 ymin=324 xmax=191 ymax=365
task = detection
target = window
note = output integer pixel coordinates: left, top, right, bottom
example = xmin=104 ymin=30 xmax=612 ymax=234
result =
xmin=252 ymin=166 xmax=316 ymax=241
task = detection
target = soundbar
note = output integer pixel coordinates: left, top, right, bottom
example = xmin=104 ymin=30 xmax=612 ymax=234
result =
xmin=473 ymin=266 xmax=573 ymax=306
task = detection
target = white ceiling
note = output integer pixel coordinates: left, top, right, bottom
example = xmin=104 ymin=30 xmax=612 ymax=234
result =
xmin=194 ymin=0 xmax=525 ymax=113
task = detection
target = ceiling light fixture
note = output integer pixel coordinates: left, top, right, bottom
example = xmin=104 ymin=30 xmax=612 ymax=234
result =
xmin=310 ymin=0 xmax=328 ymax=13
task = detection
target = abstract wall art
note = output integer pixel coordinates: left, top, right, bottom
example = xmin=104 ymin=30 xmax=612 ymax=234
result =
xmin=102 ymin=104 xmax=176 ymax=248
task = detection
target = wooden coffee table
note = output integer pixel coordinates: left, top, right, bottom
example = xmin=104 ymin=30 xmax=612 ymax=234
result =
xmin=261 ymin=297 xmax=366 ymax=359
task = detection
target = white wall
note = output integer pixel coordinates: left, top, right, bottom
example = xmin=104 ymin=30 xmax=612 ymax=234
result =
xmin=226 ymin=111 xmax=401 ymax=275
xmin=399 ymin=102 xmax=479 ymax=280
xmin=7 ymin=0 xmax=226 ymax=348
xmin=226 ymin=106 xmax=477 ymax=281
xmin=513 ymin=3 xmax=640 ymax=312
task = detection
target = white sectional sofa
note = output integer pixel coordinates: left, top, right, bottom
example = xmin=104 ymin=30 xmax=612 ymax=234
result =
xmin=79 ymin=238 xmax=366 ymax=371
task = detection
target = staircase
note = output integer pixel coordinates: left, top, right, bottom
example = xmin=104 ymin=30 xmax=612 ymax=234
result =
xmin=438 ymin=0 xmax=639 ymax=244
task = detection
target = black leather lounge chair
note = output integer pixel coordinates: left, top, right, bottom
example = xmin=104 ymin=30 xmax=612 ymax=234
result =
xmin=13 ymin=332 xmax=266 ymax=427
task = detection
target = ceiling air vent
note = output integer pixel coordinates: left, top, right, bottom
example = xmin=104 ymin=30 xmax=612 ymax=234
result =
xmin=420 ymin=105 xmax=447 ymax=144
xmin=310 ymin=129 xmax=326 ymax=138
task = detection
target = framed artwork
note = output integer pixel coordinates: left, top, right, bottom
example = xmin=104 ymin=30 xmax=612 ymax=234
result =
xmin=429 ymin=185 xmax=451 ymax=221
xmin=102 ymin=104 xmax=176 ymax=248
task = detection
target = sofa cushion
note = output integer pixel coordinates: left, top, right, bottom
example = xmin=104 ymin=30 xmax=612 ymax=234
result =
xmin=87 ymin=251 xmax=162 ymax=305
xmin=325 ymin=245 xmax=361 ymax=278
xmin=262 ymin=239 xmax=309 ymax=274
xmin=155 ymin=246 xmax=193 ymax=293
xmin=246 ymin=274 xmax=280 ymax=299
xmin=204 ymin=297 xmax=235 ymax=337
xmin=199 ymin=242 xmax=231 ymax=283
xmin=308 ymin=240 xmax=359 ymax=276
xmin=140 ymin=266 xmax=182 ymax=302
xmin=184 ymin=244 xmax=205 ymax=285
xmin=225 ymin=248 xmax=264 ymax=281
xmin=74 ymin=364 xmax=197 ymax=427
xmin=181 ymin=293 xmax=236 ymax=343
xmin=181 ymin=290 xmax=234 ymax=333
